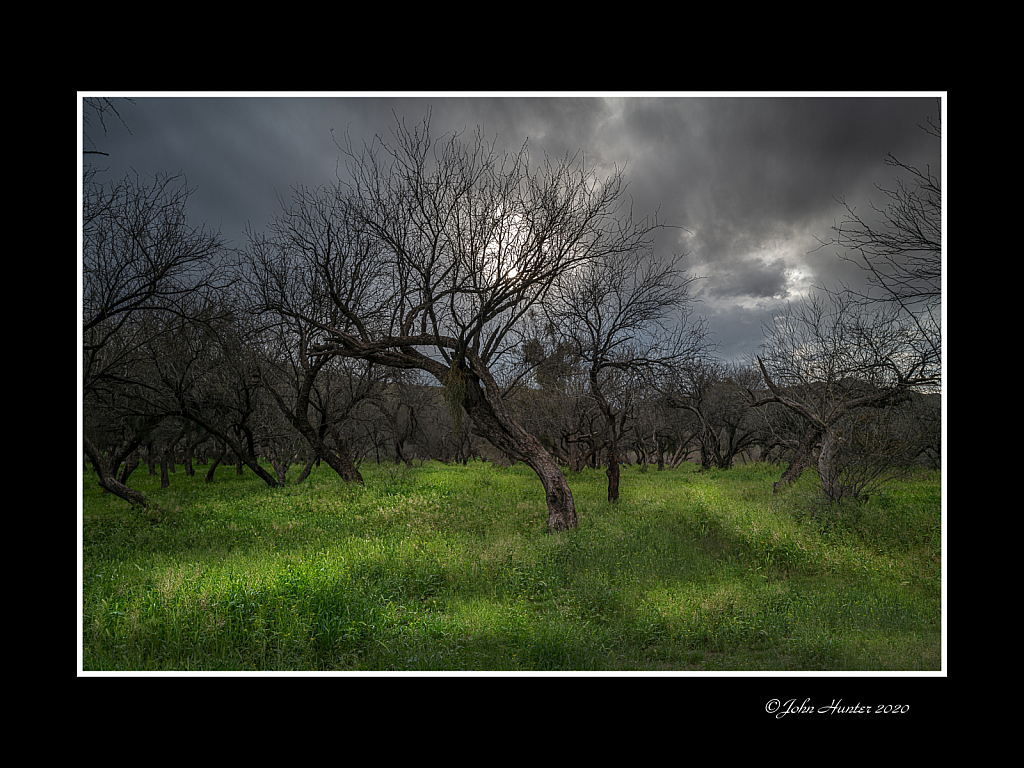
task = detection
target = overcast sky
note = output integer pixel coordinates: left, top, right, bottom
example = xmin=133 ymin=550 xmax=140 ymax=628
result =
xmin=80 ymin=92 xmax=943 ymax=363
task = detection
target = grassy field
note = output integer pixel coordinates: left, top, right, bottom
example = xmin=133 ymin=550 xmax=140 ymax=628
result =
xmin=80 ymin=458 xmax=942 ymax=673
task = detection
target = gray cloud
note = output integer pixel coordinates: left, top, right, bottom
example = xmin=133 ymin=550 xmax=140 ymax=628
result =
xmin=703 ymin=256 xmax=791 ymax=301
xmin=82 ymin=93 xmax=942 ymax=362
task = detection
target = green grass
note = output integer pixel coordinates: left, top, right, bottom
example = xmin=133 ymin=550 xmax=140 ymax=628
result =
xmin=80 ymin=459 xmax=943 ymax=672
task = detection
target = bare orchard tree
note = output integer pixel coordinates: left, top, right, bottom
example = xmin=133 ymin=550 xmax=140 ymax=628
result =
xmin=248 ymin=115 xmax=667 ymax=532
xmin=137 ymin=296 xmax=284 ymax=488
xmin=82 ymin=169 xmax=231 ymax=508
xmin=814 ymin=99 xmax=941 ymax=381
xmin=546 ymin=244 xmax=712 ymax=501
xmin=240 ymin=239 xmax=380 ymax=486
xmin=665 ymin=360 xmax=765 ymax=469
xmin=747 ymin=290 xmax=939 ymax=503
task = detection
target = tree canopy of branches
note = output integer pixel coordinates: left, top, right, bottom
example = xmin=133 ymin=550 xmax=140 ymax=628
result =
xmin=82 ymin=165 xmax=233 ymax=508
xmin=83 ymin=103 xmax=941 ymax=527
xmin=547 ymin=243 xmax=712 ymax=501
xmin=665 ymin=360 xmax=764 ymax=470
xmin=747 ymin=291 xmax=938 ymax=502
xmin=814 ymin=99 xmax=942 ymax=385
xmin=244 ymin=114 xmax=674 ymax=532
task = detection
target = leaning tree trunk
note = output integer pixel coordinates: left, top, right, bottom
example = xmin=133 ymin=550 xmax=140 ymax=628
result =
xmin=117 ymin=449 xmax=140 ymax=486
xmin=527 ymin=448 xmax=578 ymax=532
xmin=773 ymin=426 xmax=822 ymax=494
xmin=83 ymin=436 xmax=156 ymax=510
xmin=205 ymin=442 xmax=228 ymax=483
xmin=287 ymin=417 xmax=361 ymax=484
xmin=190 ymin=419 xmax=280 ymax=487
xmin=294 ymin=455 xmax=317 ymax=484
xmin=458 ymin=365 xmax=578 ymax=532
xmin=261 ymin=368 xmax=364 ymax=485
xmin=324 ymin=442 xmax=362 ymax=483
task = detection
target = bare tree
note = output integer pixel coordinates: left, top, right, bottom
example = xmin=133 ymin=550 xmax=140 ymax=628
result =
xmin=248 ymin=114 xmax=669 ymax=531
xmin=251 ymin=301 xmax=376 ymax=483
xmin=83 ymin=172 xmax=230 ymax=396
xmin=547 ymin=245 xmax=712 ymax=500
xmin=747 ymin=291 xmax=938 ymax=502
xmin=666 ymin=360 xmax=764 ymax=469
xmin=814 ymin=99 xmax=942 ymax=382
xmin=82 ymin=168 xmax=231 ymax=508
xmin=139 ymin=295 xmax=286 ymax=488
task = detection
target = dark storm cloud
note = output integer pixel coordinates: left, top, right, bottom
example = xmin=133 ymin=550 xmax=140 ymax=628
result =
xmin=608 ymin=96 xmax=938 ymax=259
xmin=82 ymin=93 xmax=942 ymax=362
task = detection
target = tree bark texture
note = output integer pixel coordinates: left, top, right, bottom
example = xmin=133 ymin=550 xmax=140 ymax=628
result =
xmin=816 ymin=427 xmax=852 ymax=502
